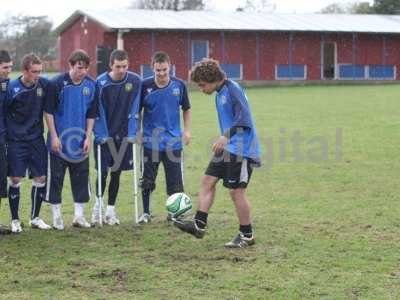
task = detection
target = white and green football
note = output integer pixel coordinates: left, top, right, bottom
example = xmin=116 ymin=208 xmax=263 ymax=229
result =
xmin=166 ymin=192 xmax=192 ymax=218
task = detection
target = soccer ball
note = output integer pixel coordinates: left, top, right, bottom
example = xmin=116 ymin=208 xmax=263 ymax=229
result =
xmin=166 ymin=193 xmax=192 ymax=218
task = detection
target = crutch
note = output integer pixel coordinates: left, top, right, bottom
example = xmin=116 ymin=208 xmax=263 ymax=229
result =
xmin=97 ymin=144 xmax=103 ymax=226
xmin=132 ymin=142 xmax=139 ymax=224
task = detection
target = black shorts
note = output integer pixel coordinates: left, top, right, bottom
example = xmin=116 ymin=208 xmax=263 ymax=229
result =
xmin=7 ymin=137 xmax=47 ymax=178
xmin=205 ymin=150 xmax=253 ymax=189
xmin=94 ymin=139 xmax=133 ymax=173
xmin=140 ymin=147 xmax=184 ymax=196
xmin=46 ymin=153 xmax=90 ymax=204
xmin=0 ymin=143 xmax=7 ymax=197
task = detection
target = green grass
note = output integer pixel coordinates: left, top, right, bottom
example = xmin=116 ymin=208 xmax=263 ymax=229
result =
xmin=2 ymin=84 xmax=400 ymax=299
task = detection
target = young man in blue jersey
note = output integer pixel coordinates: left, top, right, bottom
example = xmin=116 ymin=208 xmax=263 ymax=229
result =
xmin=174 ymin=59 xmax=261 ymax=248
xmin=0 ymin=50 xmax=12 ymax=234
xmin=91 ymin=49 xmax=141 ymax=226
xmin=44 ymin=50 xmax=97 ymax=230
xmin=6 ymin=53 xmax=52 ymax=233
xmin=138 ymin=51 xmax=191 ymax=223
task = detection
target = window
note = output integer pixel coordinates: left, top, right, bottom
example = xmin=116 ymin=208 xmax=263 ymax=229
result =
xmin=192 ymin=41 xmax=209 ymax=65
xmin=275 ymin=64 xmax=307 ymax=80
xmin=338 ymin=64 xmax=365 ymax=79
xmin=220 ymin=64 xmax=242 ymax=80
xmin=368 ymin=65 xmax=396 ymax=80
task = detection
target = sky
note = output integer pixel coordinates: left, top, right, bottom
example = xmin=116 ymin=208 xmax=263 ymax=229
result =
xmin=0 ymin=0 xmax=373 ymax=27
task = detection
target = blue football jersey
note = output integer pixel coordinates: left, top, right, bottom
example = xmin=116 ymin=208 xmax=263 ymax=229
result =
xmin=45 ymin=72 xmax=97 ymax=161
xmin=6 ymin=76 xmax=49 ymax=142
xmin=94 ymin=71 xmax=142 ymax=144
xmin=0 ymin=78 xmax=9 ymax=143
xmin=140 ymin=76 xmax=190 ymax=151
xmin=215 ymin=80 xmax=261 ymax=165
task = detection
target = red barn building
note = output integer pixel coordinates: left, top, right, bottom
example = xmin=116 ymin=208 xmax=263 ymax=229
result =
xmin=55 ymin=10 xmax=400 ymax=82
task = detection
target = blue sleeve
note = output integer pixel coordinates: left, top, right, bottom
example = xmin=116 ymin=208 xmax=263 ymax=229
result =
xmin=86 ymin=93 xmax=98 ymax=119
xmin=139 ymin=82 xmax=146 ymax=112
xmin=230 ymin=86 xmax=252 ymax=129
xmin=180 ymin=82 xmax=191 ymax=111
xmin=128 ymin=78 xmax=142 ymax=139
xmin=44 ymin=80 xmax=58 ymax=114
xmin=5 ymin=83 xmax=14 ymax=108
xmin=93 ymin=82 xmax=109 ymax=144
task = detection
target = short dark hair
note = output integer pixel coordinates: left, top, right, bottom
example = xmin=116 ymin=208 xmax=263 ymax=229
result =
xmin=190 ymin=58 xmax=226 ymax=83
xmin=68 ymin=49 xmax=90 ymax=67
xmin=110 ymin=49 xmax=128 ymax=65
xmin=151 ymin=51 xmax=170 ymax=65
xmin=0 ymin=50 xmax=11 ymax=64
xmin=21 ymin=53 xmax=42 ymax=71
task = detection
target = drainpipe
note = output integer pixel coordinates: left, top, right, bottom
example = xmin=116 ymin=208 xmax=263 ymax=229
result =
xmin=117 ymin=29 xmax=130 ymax=50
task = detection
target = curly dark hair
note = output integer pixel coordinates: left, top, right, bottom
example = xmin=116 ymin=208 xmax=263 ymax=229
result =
xmin=190 ymin=58 xmax=225 ymax=83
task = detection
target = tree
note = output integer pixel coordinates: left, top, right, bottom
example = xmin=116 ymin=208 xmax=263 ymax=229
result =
xmin=373 ymin=0 xmax=400 ymax=14
xmin=320 ymin=2 xmax=373 ymax=14
xmin=236 ymin=0 xmax=276 ymax=12
xmin=350 ymin=2 xmax=373 ymax=13
xmin=130 ymin=0 xmax=205 ymax=10
xmin=0 ymin=15 xmax=57 ymax=69
xmin=320 ymin=3 xmax=347 ymax=13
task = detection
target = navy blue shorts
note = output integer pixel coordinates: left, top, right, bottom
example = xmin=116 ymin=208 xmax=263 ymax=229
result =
xmin=0 ymin=142 xmax=7 ymax=197
xmin=46 ymin=153 xmax=90 ymax=204
xmin=205 ymin=150 xmax=253 ymax=189
xmin=140 ymin=147 xmax=184 ymax=196
xmin=94 ymin=140 xmax=133 ymax=173
xmin=7 ymin=137 xmax=47 ymax=178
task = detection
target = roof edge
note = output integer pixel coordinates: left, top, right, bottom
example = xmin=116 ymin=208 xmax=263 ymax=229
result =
xmin=53 ymin=10 xmax=112 ymax=35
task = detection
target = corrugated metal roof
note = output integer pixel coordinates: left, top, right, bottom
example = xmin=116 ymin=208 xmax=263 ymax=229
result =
xmin=55 ymin=9 xmax=400 ymax=34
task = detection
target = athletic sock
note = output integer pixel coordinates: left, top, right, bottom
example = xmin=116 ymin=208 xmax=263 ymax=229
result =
xmin=52 ymin=204 xmax=62 ymax=219
xmin=8 ymin=184 xmax=20 ymax=220
xmin=31 ymin=182 xmax=46 ymax=219
xmin=74 ymin=203 xmax=85 ymax=218
xmin=106 ymin=205 xmax=115 ymax=216
xmin=239 ymin=224 xmax=253 ymax=238
xmin=142 ymin=189 xmax=151 ymax=214
xmin=194 ymin=210 xmax=208 ymax=229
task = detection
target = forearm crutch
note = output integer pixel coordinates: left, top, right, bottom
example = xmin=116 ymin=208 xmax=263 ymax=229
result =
xmin=132 ymin=143 xmax=139 ymax=224
xmin=97 ymin=144 xmax=103 ymax=226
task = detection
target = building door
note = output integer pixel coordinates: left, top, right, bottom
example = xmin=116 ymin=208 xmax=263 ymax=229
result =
xmin=96 ymin=46 xmax=114 ymax=76
xmin=192 ymin=41 xmax=209 ymax=65
xmin=322 ymin=42 xmax=336 ymax=79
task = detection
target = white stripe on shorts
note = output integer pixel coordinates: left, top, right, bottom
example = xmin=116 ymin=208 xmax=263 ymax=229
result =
xmin=239 ymin=158 xmax=249 ymax=184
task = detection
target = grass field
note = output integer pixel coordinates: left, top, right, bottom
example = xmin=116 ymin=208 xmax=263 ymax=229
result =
xmin=1 ymin=84 xmax=400 ymax=299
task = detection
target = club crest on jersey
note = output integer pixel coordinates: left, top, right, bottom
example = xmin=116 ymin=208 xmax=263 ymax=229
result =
xmin=147 ymin=88 xmax=153 ymax=94
xmin=14 ymin=87 xmax=20 ymax=93
xmin=125 ymin=83 xmax=133 ymax=92
xmin=37 ymin=88 xmax=43 ymax=97
xmin=1 ymin=82 xmax=6 ymax=92
xmin=172 ymin=88 xmax=180 ymax=96
xmin=83 ymin=87 xmax=90 ymax=96
xmin=100 ymin=80 xmax=107 ymax=86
